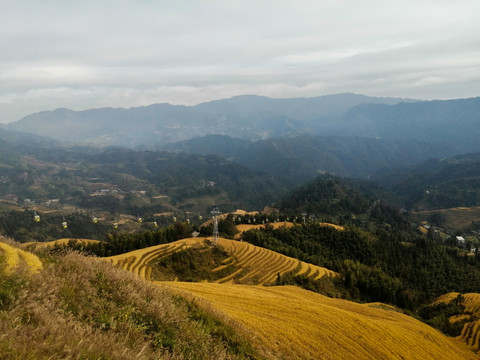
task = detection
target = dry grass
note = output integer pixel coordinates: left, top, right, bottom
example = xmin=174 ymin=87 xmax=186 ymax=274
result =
xmin=105 ymin=237 xmax=338 ymax=285
xmin=0 ymin=251 xmax=259 ymax=360
xmin=162 ymin=282 xmax=477 ymax=360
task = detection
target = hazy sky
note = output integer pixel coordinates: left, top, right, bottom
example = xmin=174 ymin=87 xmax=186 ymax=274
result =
xmin=1 ymin=0 xmax=479 ymax=123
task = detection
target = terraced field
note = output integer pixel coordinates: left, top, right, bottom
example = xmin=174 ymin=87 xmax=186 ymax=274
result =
xmin=435 ymin=292 xmax=480 ymax=354
xmin=235 ymin=222 xmax=344 ymax=239
xmin=104 ymin=238 xmax=200 ymax=280
xmin=161 ymin=282 xmax=476 ymax=360
xmin=413 ymin=206 xmax=480 ymax=230
xmin=22 ymin=238 xmax=101 ymax=251
xmin=0 ymin=240 xmax=43 ymax=273
xmin=105 ymin=237 xmax=338 ymax=284
xmin=216 ymin=237 xmax=337 ymax=284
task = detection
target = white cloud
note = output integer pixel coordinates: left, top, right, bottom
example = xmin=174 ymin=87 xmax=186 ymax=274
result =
xmin=0 ymin=0 xmax=480 ymax=122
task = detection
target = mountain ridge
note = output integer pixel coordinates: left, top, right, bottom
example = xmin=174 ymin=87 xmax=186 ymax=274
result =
xmin=6 ymin=93 xmax=416 ymax=147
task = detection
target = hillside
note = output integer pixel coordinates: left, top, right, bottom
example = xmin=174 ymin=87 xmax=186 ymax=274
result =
xmin=0 ymin=239 xmax=259 ymax=359
xmin=429 ymin=292 xmax=480 ymax=354
xmin=163 ymin=282 xmax=476 ymax=360
xmin=6 ymin=93 xmax=411 ymax=147
xmin=2 ymin=236 xmax=477 ymax=359
xmin=22 ymin=238 xmax=101 ymax=251
xmin=0 ymin=135 xmax=290 ymax=242
xmin=373 ymin=152 xmax=480 ymax=210
xmin=163 ymin=134 xmax=455 ymax=184
xmin=277 ymin=174 xmax=404 ymax=229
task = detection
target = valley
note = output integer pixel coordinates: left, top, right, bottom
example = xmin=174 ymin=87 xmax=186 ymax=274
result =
xmin=1 ymin=94 xmax=480 ymax=359
xmin=3 ymin=0 xmax=480 ymax=355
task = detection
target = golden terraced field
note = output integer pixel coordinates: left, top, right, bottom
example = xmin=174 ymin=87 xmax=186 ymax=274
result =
xmin=5 ymin=234 xmax=476 ymax=359
xmin=22 ymin=238 xmax=100 ymax=251
xmin=234 ymin=221 xmax=344 ymax=238
xmin=105 ymin=237 xmax=338 ymax=284
xmin=0 ymin=240 xmax=43 ymax=273
xmin=161 ymin=282 xmax=476 ymax=360
xmin=436 ymin=292 xmax=480 ymax=354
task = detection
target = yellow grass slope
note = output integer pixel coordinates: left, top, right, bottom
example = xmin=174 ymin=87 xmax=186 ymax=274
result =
xmin=162 ymin=282 xmax=476 ymax=360
xmin=0 ymin=240 xmax=43 ymax=273
xmin=105 ymin=237 xmax=338 ymax=284
xmin=436 ymin=292 xmax=480 ymax=353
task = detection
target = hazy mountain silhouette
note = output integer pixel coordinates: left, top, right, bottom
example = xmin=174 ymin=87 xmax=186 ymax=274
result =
xmin=6 ymin=93 xmax=414 ymax=147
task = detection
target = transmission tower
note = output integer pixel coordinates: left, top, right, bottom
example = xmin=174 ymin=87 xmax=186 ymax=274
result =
xmin=211 ymin=208 xmax=221 ymax=243
xmin=301 ymin=212 xmax=308 ymax=224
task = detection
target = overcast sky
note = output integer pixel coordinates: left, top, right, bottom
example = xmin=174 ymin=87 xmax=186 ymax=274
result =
xmin=1 ymin=0 xmax=479 ymax=123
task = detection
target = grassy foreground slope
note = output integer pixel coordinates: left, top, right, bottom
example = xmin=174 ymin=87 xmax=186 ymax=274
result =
xmin=0 ymin=240 xmax=260 ymax=360
xmin=105 ymin=237 xmax=338 ymax=284
xmin=162 ymin=282 xmax=476 ymax=360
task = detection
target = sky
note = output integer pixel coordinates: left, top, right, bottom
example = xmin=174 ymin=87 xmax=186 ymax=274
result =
xmin=1 ymin=0 xmax=480 ymax=123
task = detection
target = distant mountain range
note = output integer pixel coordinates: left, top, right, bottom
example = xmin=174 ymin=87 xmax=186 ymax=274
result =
xmin=5 ymin=93 xmax=415 ymax=147
xmin=5 ymin=93 xmax=480 ymax=154
xmin=333 ymin=97 xmax=480 ymax=153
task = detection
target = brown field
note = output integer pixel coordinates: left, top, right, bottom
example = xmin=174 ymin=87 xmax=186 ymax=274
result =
xmin=0 ymin=240 xmax=43 ymax=273
xmin=104 ymin=237 xmax=338 ymax=285
xmin=435 ymin=292 xmax=480 ymax=353
xmin=160 ymin=282 xmax=476 ymax=360
xmin=413 ymin=206 xmax=480 ymax=230
xmin=22 ymin=238 xmax=100 ymax=251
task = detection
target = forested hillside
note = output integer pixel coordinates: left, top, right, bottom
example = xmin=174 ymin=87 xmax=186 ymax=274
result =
xmin=277 ymin=174 xmax=403 ymax=226
xmin=163 ymin=134 xmax=456 ymax=184
xmin=0 ymin=130 xmax=288 ymax=211
xmin=373 ymin=152 xmax=480 ymax=210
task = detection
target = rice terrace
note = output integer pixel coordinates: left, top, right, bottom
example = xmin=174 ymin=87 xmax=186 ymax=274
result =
xmin=104 ymin=236 xmax=338 ymax=284
xmin=2 ymin=232 xmax=477 ymax=359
